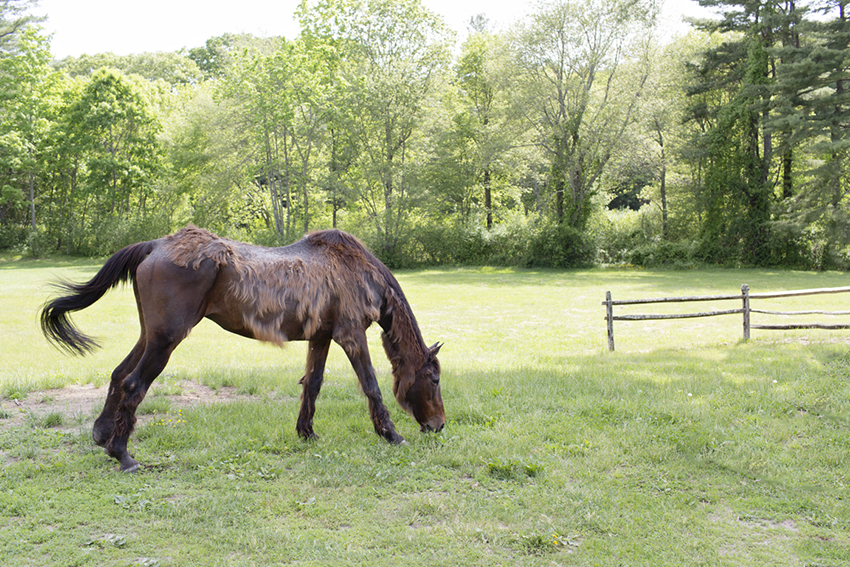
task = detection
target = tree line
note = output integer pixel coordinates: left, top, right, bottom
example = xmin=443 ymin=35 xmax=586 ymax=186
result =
xmin=0 ymin=0 xmax=847 ymax=269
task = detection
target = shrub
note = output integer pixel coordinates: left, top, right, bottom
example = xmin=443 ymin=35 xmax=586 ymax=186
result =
xmin=417 ymin=224 xmax=498 ymax=265
xmin=629 ymin=239 xmax=699 ymax=268
xmin=0 ymin=223 xmax=29 ymax=251
xmin=593 ymin=209 xmax=651 ymax=264
xmin=524 ymin=223 xmax=595 ymax=269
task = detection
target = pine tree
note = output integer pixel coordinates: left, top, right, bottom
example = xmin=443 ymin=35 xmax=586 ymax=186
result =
xmin=687 ymin=0 xmax=800 ymax=264
xmin=768 ymin=0 xmax=850 ymax=266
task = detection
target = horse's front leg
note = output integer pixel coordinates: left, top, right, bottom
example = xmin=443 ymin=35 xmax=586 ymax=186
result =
xmin=296 ymin=338 xmax=331 ymax=440
xmin=336 ymin=330 xmax=405 ymax=445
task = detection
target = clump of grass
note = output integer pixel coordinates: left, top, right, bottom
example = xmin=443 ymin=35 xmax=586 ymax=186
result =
xmin=39 ymin=411 xmax=64 ymax=428
xmin=484 ymin=457 xmax=545 ymax=480
xmin=512 ymin=532 xmax=576 ymax=555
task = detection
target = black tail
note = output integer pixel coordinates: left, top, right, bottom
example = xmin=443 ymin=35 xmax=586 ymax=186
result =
xmin=41 ymin=240 xmax=156 ymax=356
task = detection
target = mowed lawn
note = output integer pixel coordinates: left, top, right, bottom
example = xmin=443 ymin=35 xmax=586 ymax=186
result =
xmin=1 ymin=257 xmax=849 ymax=566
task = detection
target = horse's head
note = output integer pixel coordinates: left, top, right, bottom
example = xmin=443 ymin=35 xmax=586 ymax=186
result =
xmin=390 ymin=342 xmax=445 ymax=433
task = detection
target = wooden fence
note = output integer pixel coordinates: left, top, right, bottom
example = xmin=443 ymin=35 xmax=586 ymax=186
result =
xmin=603 ymin=285 xmax=850 ymax=351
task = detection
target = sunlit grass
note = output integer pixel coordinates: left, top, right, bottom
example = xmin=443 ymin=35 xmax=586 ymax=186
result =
xmin=0 ymin=258 xmax=848 ymax=565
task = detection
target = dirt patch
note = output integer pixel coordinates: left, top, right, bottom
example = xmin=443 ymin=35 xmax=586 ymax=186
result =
xmin=0 ymin=380 xmax=263 ymax=432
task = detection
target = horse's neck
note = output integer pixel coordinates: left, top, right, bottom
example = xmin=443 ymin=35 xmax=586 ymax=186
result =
xmin=380 ymin=291 xmax=427 ymax=363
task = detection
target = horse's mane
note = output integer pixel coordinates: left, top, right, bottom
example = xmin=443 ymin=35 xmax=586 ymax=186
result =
xmin=306 ymin=230 xmax=430 ymax=365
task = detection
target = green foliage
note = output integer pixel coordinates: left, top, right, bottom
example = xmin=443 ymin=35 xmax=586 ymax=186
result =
xmin=697 ymin=33 xmax=773 ymax=266
xmin=0 ymin=0 xmax=42 ymax=56
xmin=2 ymin=0 xmax=850 ymax=270
xmin=370 ymin=217 xmax=594 ymax=268
xmin=57 ymin=51 xmax=204 ymax=86
xmin=629 ymin=239 xmax=699 ymax=268
xmin=512 ymin=0 xmax=658 ymax=230
xmin=411 ymin=223 xmax=494 ymax=265
xmin=0 ymin=223 xmax=27 ymax=248
xmin=525 ymin=222 xmax=595 ymax=268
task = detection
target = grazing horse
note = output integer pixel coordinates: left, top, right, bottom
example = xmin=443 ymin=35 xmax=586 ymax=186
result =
xmin=41 ymin=226 xmax=444 ymax=472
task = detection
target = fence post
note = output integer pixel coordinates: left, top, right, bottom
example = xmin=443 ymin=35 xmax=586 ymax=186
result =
xmin=742 ymin=284 xmax=750 ymax=340
xmin=606 ymin=291 xmax=615 ymax=351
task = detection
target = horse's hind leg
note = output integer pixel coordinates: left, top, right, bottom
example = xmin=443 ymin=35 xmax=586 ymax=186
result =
xmin=105 ymin=333 xmax=182 ymax=472
xmin=94 ymin=282 xmax=147 ymax=447
xmin=296 ymin=338 xmax=331 ymax=440
xmin=92 ymin=338 xmax=145 ymax=447
xmin=103 ymin=258 xmax=217 ymax=472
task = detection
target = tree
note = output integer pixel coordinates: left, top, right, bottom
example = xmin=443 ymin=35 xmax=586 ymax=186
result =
xmin=509 ymin=0 xmax=658 ymax=230
xmin=219 ymin=36 xmax=336 ymax=241
xmin=57 ymin=51 xmax=204 ymax=86
xmin=187 ymin=33 xmax=271 ymax=80
xmin=0 ymin=25 xmax=59 ymax=253
xmin=453 ymin=24 xmax=517 ymax=229
xmin=0 ymin=0 xmax=42 ymax=56
xmin=700 ymin=34 xmax=773 ymax=264
xmin=298 ymin=0 xmax=453 ymax=260
xmin=54 ymin=69 xmax=162 ymax=252
xmin=637 ymin=37 xmax=705 ymax=239
xmin=768 ymin=0 xmax=850 ymax=266
xmin=687 ymin=0 xmax=806 ymax=265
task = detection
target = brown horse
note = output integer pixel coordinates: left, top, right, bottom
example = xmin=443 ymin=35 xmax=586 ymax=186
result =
xmin=41 ymin=226 xmax=444 ymax=472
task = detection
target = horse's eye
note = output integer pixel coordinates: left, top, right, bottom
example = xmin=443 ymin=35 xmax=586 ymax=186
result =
xmin=431 ymin=375 xmax=440 ymax=385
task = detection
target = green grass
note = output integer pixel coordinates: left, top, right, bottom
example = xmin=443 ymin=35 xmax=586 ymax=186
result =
xmin=1 ymin=258 xmax=849 ymax=566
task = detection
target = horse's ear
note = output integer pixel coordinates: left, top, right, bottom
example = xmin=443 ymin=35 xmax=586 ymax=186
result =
xmin=429 ymin=342 xmax=443 ymax=357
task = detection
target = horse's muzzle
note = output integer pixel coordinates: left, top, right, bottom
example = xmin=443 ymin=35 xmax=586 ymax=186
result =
xmin=421 ymin=422 xmax=445 ymax=433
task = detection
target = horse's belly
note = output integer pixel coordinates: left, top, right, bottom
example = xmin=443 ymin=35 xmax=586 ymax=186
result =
xmin=206 ymin=305 xmax=331 ymax=345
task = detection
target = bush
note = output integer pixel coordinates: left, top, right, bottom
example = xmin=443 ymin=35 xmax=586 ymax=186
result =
xmin=593 ymin=209 xmax=651 ymax=265
xmin=0 ymin=224 xmax=29 ymax=250
xmin=524 ymin=223 xmax=595 ymax=269
xmin=764 ymin=222 xmax=818 ymax=269
xmin=413 ymin=224 xmax=493 ymax=265
xmin=628 ymin=239 xmax=699 ymax=268
xmin=355 ymin=217 xmax=596 ymax=269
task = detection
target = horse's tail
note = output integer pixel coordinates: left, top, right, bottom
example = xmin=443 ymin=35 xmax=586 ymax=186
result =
xmin=40 ymin=240 xmax=156 ymax=355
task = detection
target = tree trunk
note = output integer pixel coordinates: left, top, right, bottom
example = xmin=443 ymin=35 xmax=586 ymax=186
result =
xmin=483 ymin=168 xmax=492 ymax=229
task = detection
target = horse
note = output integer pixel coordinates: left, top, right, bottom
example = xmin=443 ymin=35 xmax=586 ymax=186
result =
xmin=41 ymin=225 xmax=444 ymax=472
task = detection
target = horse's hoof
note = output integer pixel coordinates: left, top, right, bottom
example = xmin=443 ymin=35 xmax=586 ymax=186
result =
xmin=388 ymin=433 xmax=407 ymax=445
xmin=118 ymin=457 xmax=141 ymax=473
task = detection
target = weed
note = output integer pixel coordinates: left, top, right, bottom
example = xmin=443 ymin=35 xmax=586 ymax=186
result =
xmin=485 ymin=457 xmax=518 ymax=480
xmin=85 ymin=533 xmax=128 ymax=548
xmin=40 ymin=411 xmax=64 ymax=428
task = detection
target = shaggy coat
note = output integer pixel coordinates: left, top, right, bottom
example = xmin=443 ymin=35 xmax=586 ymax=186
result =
xmin=41 ymin=226 xmax=444 ymax=472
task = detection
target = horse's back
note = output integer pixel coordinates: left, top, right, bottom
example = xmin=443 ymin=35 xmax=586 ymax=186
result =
xmin=135 ymin=226 xmax=387 ymax=344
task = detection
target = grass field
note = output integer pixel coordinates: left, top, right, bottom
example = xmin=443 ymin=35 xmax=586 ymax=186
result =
xmin=1 ymin=257 xmax=849 ymax=566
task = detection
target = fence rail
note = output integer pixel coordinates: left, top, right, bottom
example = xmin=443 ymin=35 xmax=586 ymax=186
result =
xmin=603 ymin=285 xmax=850 ymax=351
